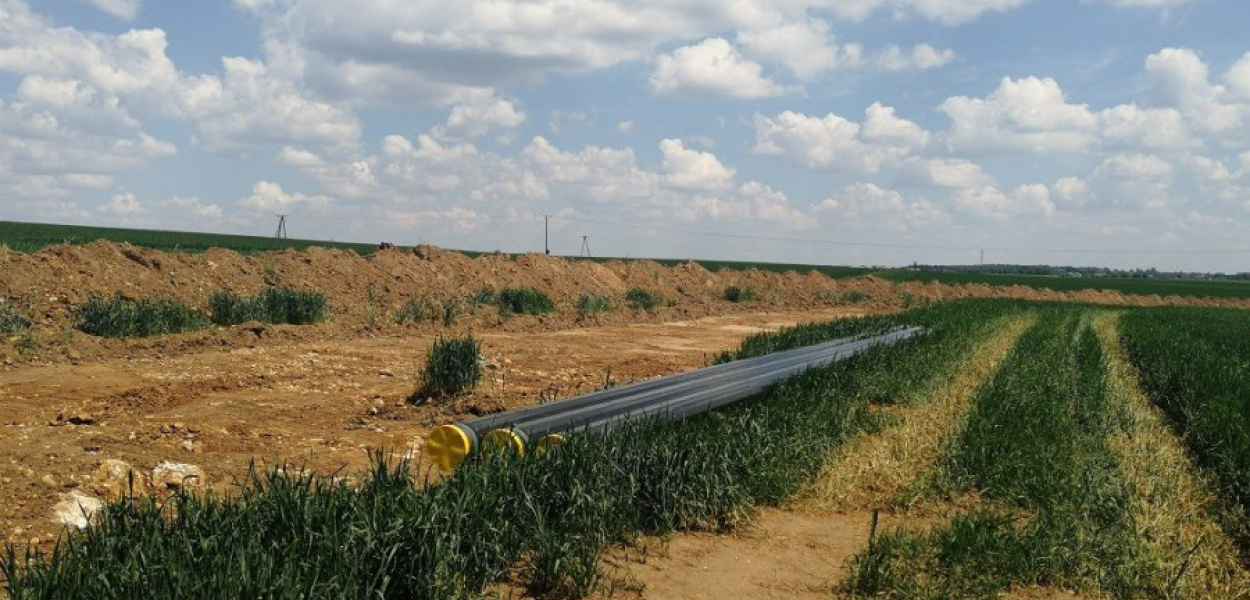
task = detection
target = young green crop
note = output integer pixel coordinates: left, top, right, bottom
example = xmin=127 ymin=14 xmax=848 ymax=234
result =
xmin=624 ymin=287 xmax=663 ymax=311
xmin=723 ymin=286 xmax=755 ymax=303
xmin=875 ymin=269 xmax=1250 ymax=300
xmin=1120 ymin=307 xmax=1250 ymax=552
xmin=496 ymin=287 xmax=556 ymax=315
xmin=0 ymin=300 xmax=29 ymax=335
xmin=75 ymin=294 xmax=208 ymax=338
xmin=576 ymin=293 xmax=611 ymax=316
xmin=847 ymin=309 xmax=1154 ymax=599
xmin=416 ymin=334 xmax=483 ymax=399
xmin=469 ymin=286 xmax=496 ymax=313
xmin=396 ymin=298 xmax=436 ymax=325
xmin=210 ymin=288 xmax=329 ymax=326
xmin=3 ymin=301 xmax=1024 ymax=600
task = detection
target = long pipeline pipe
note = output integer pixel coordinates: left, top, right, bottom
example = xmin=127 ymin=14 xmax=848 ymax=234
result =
xmin=425 ymin=326 xmax=925 ymax=470
xmin=426 ymin=331 xmax=891 ymax=467
xmin=508 ymin=328 xmax=922 ymax=441
xmin=559 ymin=327 xmax=924 ymax=440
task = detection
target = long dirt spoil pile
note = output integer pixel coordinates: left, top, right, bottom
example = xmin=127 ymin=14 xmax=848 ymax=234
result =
xmin=1 ymin=241 xmax=1246 ymax=364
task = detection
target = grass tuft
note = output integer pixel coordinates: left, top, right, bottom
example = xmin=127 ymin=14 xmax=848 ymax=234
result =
xmin=496 ymin=287 xmax=556 ymax=315
xmin=395 ymin=298 xmax=436 ymax=325
xmin=841 ymin=291 xmax=869 ymax=304
xmin=723 ymin=286 xmax=755 ymax=303
xmin=0 ymin=300 xmax=30 ymax=335
xmin=469 ymin=286 xmax=496 ymax=313
xmin=75 ymin=294 xmax=208 ymax=338
xmin=210 ymin=288 xmax=329 ymax=326
xmin=416 ymin=334 xmax=483 ymax=399
xmin=624 ymin=288 xmax=663 ymax=311
xmin=576 ymin=294 xmax=611 ymax=317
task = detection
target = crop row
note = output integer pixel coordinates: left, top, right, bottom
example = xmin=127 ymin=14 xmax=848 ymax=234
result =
xmin=1120 ymin=307 xmax=1250 ymax=551
xmin=848 ymin=309 xmax=1162 ymax=599
xmin=1 ymin=300 xmax=1025 ymax=599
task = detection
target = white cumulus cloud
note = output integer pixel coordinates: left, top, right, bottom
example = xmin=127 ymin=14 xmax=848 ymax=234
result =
xmin=433 ymin=94 xmax=526 ymax=140
xmin=941 ymin=76 xmax=1099 ymax=153
xmin=659 ymin=138 xmax=736 ymax=191
xmin=238 ymin=181 xmax=333 ymax=213
xmin=753 ymin=103 xmax=929 ymax=172
xmin=736 ymin=17 xmax=860 ymax=79
xmin=816 ymin=183 xmax=949 ymax=232
xmin=875 ymin=44 xmax=956 ymax=71
xmin=650 ymin=38 xmax=789 ymax=99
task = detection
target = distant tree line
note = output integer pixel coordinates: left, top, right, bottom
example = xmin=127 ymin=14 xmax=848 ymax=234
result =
xmin=906 ymin=263 xmax=1250 ymax=282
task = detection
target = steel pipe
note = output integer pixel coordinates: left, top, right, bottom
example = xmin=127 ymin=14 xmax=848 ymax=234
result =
xmin=425 ymin=326 xmax=925 ymax=470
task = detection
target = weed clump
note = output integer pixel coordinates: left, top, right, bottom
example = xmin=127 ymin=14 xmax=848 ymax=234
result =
xmin=469 ymin=286 xmax=496 ymax=313
xmin=416 ymin=334 xmax=483 ymax=399
xmin=724 ymin=286 xmax=755 ymax=303
xmin=395 ymin=298 xmax=435 ymax=325
xmin=75 ymin=294 xmax=208 ymax=338
xmin=577 ymin=293 xmax=611 ymax=316
xmin=0 ymin=300 xmax=29 ymax=334
xmin=441 ymin=298 xmax=460 ymax=326
xmin=210 ymin=288 xmax=328 ymax=326
xmin=625 ymin=287 xmax=663 ymax=311
xmin=497 ymin=287 xmax=556 ymax=315
xmin=841 ymin=291 xmax=869 ymax=304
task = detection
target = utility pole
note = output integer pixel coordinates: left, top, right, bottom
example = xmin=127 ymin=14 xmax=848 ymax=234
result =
xmin=979 ymin=249 xmax=985 ymax=266
xmin=580 ymin=235 xmax=591 ymax=258
xmin=274 ymin=214 xmax=288 ymax=239
xmin=543 ymin=215 xmax=550 ymax=255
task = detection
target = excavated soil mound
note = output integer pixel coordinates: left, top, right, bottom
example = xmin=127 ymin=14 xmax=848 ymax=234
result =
xmin=0 ymin=242 xmax=1245 ymax=366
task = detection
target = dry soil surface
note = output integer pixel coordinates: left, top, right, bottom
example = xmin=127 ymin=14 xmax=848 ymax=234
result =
xmin=0 ymin=307 xmax=863 ymax=549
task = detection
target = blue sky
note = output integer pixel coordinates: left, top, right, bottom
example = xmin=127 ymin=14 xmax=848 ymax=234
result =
xmin=2 ymin=0 xmax=1250 ymax=271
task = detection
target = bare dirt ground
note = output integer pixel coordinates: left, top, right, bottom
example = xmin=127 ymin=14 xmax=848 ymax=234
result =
xmin=595 ymin=509 xmax=1086 ymax=600
xmin=0 ymin=307 xmax=863 ymax=549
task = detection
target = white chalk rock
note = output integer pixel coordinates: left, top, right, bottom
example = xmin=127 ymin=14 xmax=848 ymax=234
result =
xmin=53 ymin=491 xmax=103 ymax=530
xmin=151 ymin=461 xmax=205 ymax=491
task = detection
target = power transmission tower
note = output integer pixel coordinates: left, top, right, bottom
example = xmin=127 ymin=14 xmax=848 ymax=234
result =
xmin=979 ymin=249 xmax=985 ymax=265
xmin=580 ymin=235 xmax=591 ymax=258
xmin=274 ymin=214 xmax=289 ymax=239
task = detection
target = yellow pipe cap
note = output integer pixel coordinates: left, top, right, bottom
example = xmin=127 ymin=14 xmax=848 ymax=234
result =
xmin=535 ymin=434 xmax=567 ymax=455
xmin=426 ymin=425 xmax=473 ymax=472
xmin=482 ymin=428 xmax=526 ymax=456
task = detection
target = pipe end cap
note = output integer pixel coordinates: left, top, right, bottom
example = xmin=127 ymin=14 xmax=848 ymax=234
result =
xmin=427 ymin=424 xmax=473 ymax=472
xmin=483 ymin=428 xmax=526 ymax=456
xmin=535 ymin=434 xmax=567 ymax=455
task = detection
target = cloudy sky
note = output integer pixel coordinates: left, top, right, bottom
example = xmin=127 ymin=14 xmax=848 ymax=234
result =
xmin=3 ymin=0 xmax=1250 ymax=271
